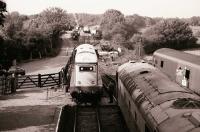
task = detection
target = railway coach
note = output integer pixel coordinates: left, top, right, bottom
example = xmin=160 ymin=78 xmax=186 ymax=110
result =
xmin=117 ymin=61 xmax=200 ymax=132
xmin=153 ymin=48 xmax=200 ymax=94
xmin=69 ymin=44 xmax=102 ymax=104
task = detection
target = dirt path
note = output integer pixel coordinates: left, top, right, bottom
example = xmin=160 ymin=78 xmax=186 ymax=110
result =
xmin=19 ymin=37 xmax=75 ymax=75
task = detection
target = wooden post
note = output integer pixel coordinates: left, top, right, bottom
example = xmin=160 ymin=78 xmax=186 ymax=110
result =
xmin=58 ymin=72 xmax=61 ymax=87
xmin=46 ymin=87 xmax=49 ymax=100
xmin=38 ymin=74 xmax=41 ymax=88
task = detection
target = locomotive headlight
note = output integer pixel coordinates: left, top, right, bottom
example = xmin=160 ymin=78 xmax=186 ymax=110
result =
xmin=91 ymin=81 xmax=95 ymax=84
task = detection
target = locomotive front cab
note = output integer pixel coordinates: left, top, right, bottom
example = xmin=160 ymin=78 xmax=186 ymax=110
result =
xmin=75 ymin=64 xmax=98 ymax=88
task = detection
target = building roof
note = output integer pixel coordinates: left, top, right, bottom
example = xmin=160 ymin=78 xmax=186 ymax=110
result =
xmin=154 ymin=48 xmax=200 ymax=67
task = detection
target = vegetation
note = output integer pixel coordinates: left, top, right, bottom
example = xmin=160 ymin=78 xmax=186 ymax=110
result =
xmin=75 ymin=13 xmax=101 ymax=26
xmin=0 ymin=0 xmax=6 ymax=26
xmin=142 ymin=19 xmax=197 ymax=54
xmin=1 ymin=2 xmax=200 ymax=69
xmin=0 ymin=6 xmax=71 ymax=70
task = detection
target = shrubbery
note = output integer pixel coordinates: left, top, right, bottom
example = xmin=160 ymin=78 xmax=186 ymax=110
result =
xmin=142 ymin=19 xmax=197 ymax=54
xmin=0 ymin=7 xmax=72 ymax=70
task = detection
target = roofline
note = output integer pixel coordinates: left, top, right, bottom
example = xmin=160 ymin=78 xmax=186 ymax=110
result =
xmin=75 ymin=62 xmax=97 ymax=64
xmin=154 ymin=52 xmax=200 ymax=70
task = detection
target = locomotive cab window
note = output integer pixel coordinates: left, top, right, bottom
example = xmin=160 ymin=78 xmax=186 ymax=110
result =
xmin=79 ymin=66 xmax=94 ymax=71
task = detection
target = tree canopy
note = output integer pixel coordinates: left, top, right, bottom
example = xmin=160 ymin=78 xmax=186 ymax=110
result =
xmin=0 ymin=7 xmax=72 ymax=70
xmin=143 ymin=19 xmax=197 ymax=53
xmin=0 ymin=0 xmax=6 ymax=26
xmin=100 ymin=9 xmax=138 ymax=44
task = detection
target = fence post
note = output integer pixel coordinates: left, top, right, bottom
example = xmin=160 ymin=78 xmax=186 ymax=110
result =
xmin=59 ymin=72 xmax=61 ymax=87
xmin=38 ymin=74 xmax=41 ymax=88
xmin=11 ymin=74 xmax=16 ymax=93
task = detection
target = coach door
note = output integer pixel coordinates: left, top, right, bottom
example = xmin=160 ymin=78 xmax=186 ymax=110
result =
xmin=183 ymin=68 xmax=190 ymax=88
xmin=176 ymin=66 xmax=190 ymax=88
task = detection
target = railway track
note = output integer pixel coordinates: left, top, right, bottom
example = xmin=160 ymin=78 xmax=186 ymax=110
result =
xmin=73 ymin=105 xmax=128 ymax=132
xmin=56 ymin=105 xmax=129 ymax=132
xmin=74 ymin=106 xmax=101 ymax=132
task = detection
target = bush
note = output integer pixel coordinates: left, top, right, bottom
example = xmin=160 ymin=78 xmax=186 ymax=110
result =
xmin=143 ymin=18 xmax=197 ymax=54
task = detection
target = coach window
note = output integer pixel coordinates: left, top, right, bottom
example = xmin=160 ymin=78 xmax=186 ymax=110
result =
xmin=135 ymin=112 xmax=137 ymax=122
xmin=160 ymin=61 xmax=164 ymax=68
xmin=128 ymin=101 xmax=131 ymax=116
xmin=185 ymin=69 xmax=190 ymax=80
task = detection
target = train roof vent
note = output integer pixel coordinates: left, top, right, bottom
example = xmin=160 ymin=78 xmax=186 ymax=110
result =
xmin=173 ymin=98 xmax=200 ymax=109
xmin=189 ymin=112 xmax=200 ymax=127
xmin=139 ymin=71 xmax=149 ymax=74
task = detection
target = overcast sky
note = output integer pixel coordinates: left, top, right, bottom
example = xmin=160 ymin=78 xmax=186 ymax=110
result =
xmin=5 ymin=0 xmax=200 ymax=18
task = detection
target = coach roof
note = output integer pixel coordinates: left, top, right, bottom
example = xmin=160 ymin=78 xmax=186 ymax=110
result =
xmin=154 ymin=48 xmax=200 ymax=67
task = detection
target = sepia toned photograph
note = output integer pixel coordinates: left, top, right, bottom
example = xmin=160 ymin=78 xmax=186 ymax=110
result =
xmin=0 ymin=0 xmax=200 ymax=132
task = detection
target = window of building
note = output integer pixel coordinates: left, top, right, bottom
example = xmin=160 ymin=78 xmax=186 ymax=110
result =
xmin=160 ymin=61 xmax=164 ymax=68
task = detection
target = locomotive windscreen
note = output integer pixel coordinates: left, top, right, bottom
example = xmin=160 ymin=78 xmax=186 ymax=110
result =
xmin=79 ymin=66 xmax=94 ymax=71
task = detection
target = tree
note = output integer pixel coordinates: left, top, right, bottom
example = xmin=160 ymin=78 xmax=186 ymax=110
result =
xmin=125 ymin=14 xmax=146 ymax=29
xmin=100 ymin=9 xmax=125 ymax=40
xmin=130 ymin=33 xmax=143 ymax=44
xmin=75 ymin=13 xmax=101 ymax=26
xmin=112 ymin=34 xmax=126 ymax=44
xmin=39 ymin=7 xmax=69 ymax=49
xmin=189 ymin=16 xmax=200 ymax=26
xmin=101 ymin=9 xmax=125 ymax=27
xmin=143 ymin=18 xmax=197 ymax=54
xmin=23 ymin=7 xmax=70 ymax=58
xmin=0 ymin=0 xmax=6 ymax=26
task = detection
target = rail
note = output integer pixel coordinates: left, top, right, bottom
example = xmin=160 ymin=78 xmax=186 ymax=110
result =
xmin=73 ymin=107 xmax=77 ymax=132
xmin=73 ymin=106 xmax=101 ymax=132
xmin=95 ymin=107 xmax=101 ymax=132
